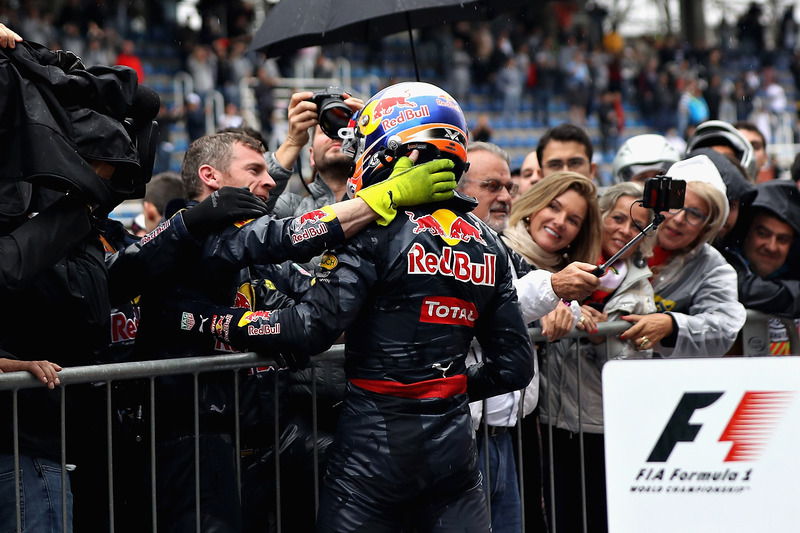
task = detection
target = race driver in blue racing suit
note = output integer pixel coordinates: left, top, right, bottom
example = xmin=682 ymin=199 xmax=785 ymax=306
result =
xmin=163 ymin=82 xmax=534 ymax=532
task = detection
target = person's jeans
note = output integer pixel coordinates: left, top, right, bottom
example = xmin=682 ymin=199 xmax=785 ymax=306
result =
xmin=477 ymin=430 xmax=522 ymax=533
xmin=0 ymin=453 xmax=73 ymax=533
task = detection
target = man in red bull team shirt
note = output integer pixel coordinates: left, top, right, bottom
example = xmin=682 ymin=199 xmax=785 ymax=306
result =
xmin=111 ymin=129 xmax=457 ymax=531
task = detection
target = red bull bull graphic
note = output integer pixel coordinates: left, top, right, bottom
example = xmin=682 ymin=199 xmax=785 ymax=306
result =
xmin=407 ymin=243 xmax=496 ymax=286
xmin=448 ymin=217 xmax=486 ymax=245
xmin=291 ymin=207 xmax=336 ymax=243
xmin=407 ymin=212 xmax=446 ymax=237
xmin=238 ymin=310 xmax=272 ymax=326
xmin=420 ymin=296 xmax=478 ymax=326
xmin=292 ymin=207 xmax=336 ymax=230
xmin=234 ymin=283 xmax=256 ymax=309
xmin=406 ymin=209 xmax=487 ymax=245
xmin=372 ymin=96 xmax=418 ymax=121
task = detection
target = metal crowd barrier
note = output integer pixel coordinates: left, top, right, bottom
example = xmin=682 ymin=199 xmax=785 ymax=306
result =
xmin=0 ymin=310 xmax=789 ymax=533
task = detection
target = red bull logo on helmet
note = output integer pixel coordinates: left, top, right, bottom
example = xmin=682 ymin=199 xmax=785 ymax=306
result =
xmin=373 ymin=96 xmax=417 ymax=120
xmin=380 ymin=105 xmax=431 ymax=132
xmin=406 ymin=209 xmax=487 ymax=246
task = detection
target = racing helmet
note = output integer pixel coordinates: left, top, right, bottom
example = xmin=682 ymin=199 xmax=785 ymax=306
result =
xmin=341 ymin=82 xmax=469 ymax=198
xmin=612 ymin=134 xmax=680 ymax=182
xmin=685 ymin=120 xmax=757 ymax=180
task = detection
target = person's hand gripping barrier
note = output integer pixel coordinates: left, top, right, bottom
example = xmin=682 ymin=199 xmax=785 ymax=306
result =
xmin=356 ymin=155 xmax=456 ymax=226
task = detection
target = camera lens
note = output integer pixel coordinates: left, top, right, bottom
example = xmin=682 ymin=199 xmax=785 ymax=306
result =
xmin=318 ymin=99 xmax=353 ymax=139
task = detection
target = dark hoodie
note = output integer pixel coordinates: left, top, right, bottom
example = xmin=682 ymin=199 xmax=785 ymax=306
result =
xmin=721 ymin=179 xmax=800 ymax=318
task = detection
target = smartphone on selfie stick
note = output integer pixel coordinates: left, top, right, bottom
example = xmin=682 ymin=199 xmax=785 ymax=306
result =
xmin=592 ymin=175 xmax=686 ymax=277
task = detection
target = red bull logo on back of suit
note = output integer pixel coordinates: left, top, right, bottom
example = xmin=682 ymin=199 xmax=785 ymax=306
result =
xmin=407 ymin=243 xmax=496 ymax=286
xmin=406 ymin=209 xmax=487 ymax=246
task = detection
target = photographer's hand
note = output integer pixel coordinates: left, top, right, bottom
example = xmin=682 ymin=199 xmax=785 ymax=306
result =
xmin=274 ymin=91 xmax=317 ymax=169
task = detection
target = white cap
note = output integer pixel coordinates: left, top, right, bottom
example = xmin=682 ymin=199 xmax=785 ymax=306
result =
xmin=666 ymin=155 xmax=729 ymax=222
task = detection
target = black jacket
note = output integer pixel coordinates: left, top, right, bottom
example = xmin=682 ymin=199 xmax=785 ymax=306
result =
xmin=0 ymin=188 xmax=109 ymax=460
xmin=0 ymin=41 xmax=157 ymax=208
xmin=722 ymin=180 xmax=800 ymax=318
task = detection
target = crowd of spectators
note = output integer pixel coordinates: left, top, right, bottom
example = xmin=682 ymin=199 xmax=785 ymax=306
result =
xmin=3 ymin=2 xmax=800 ymax=532
xmin=5 ymin=1 xmax=800 ymax=168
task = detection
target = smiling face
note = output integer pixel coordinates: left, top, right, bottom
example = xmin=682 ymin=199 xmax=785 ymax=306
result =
xmin=742 ymin=212 xmax=794 ymax=278
xmin=656 ymin=187 xmax=710 ymax=251
xmin=527 ymin=188 xmax=588 ymax=253
xmin=602 ymin=196 xmax=651 ymax=260
xmin=215 ymin=142 xmax=275 ymax=202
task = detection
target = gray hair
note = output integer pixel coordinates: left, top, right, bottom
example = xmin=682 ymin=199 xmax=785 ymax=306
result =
xmin=467 ymin=141 xmax=510 ymax=165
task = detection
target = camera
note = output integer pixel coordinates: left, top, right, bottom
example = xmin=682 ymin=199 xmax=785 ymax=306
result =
xmin=642 ymin=174 xmax=686 ymax=212
xmin=307 ymin=87 xmax=353 ymax=140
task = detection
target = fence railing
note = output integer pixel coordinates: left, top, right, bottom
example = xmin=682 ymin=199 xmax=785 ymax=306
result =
xmin=0 ymin=310 xmax=791 ymax=533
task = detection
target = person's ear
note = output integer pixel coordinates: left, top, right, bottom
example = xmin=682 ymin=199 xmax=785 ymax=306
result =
xmin=198 ymin=164 xmax=221 ymax=190
xmin=142 ymin=200 xmax=159 ymax=222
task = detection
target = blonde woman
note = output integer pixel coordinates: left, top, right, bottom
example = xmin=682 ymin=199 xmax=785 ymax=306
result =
xmin=502 ymin=171 xmax=602 ymax=340
xmin=538 ymin=181 xmax=657 ymax=532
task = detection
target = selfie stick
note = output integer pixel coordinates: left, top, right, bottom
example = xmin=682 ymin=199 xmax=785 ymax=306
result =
xmin=591 ymin=212 xmax=665 ymax=277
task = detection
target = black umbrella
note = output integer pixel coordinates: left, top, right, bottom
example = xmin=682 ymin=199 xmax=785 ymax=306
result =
xmin=250 ymin=0 xmax=530 ymax=80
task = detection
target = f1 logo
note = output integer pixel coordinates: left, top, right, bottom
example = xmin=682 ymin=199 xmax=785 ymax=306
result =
xmin=648 ymin=392 xmax=723 ymax=462
xmin=648 ymin=391 xmax=793 ymax=463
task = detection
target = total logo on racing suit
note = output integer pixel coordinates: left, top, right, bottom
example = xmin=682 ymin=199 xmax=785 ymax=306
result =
xmin=420 ymin=296 xmax=478 ymax=326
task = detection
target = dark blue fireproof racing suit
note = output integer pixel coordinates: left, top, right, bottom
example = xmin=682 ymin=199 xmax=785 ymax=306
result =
xmin=167 ymin=196 xmax=535 ymax=532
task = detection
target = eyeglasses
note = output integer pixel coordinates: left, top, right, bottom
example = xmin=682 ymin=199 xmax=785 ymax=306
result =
xmin=665 ymin=206 xmax=708 ymax=226
xmin=543 ymin=157 xmax=589 ymax=172
xmin=462 ymin=178 xmax=519 ymax=196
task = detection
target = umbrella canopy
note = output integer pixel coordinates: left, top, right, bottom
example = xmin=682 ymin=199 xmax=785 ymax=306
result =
xmin=251 ymin=0 xmax=530 ymax=59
